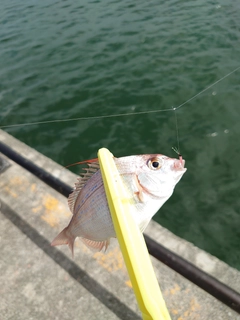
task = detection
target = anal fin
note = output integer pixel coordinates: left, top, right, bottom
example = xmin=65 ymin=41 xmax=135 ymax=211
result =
xmin=81 ymin=238 xmax=110 ymax=252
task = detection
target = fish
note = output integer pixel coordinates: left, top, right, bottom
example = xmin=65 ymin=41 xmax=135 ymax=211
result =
xmin=51 ymin=153 xmax=187 ymax=256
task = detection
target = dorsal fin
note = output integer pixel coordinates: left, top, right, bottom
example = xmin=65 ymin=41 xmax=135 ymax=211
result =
xmin=68 ymin=161 xmax=100 ymax=213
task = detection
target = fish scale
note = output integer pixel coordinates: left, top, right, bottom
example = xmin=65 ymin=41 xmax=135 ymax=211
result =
xmin=51 ymin=154 xmax=186 ymax=257
xmin=73 ymin=170 xmax=114 ymax=239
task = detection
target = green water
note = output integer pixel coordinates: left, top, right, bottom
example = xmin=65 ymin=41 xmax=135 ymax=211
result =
xmin=1 ymin=0 xmax=240 ymax=270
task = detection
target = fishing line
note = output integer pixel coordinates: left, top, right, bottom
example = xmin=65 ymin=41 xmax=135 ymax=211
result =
xmin=172 ymin=107 xmax=180 ymax=156
xmin=0 ymin=108 xmax=173 ymax=129
xmin=174 ymin=66 xmax=240 ymax=111
xmin=0 ymin=66 xmax=239 ymax=130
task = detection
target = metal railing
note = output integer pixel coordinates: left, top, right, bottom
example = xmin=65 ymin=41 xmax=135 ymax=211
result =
xmin=0 ymin=140 xmax=239 ymax=314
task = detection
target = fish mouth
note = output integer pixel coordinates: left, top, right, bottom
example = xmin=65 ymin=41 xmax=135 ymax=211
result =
xmin=173 ymin=158 xmax=186 ymax=171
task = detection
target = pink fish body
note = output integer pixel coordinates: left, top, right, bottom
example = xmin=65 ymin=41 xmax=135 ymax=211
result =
xmin=51 ymin=154 xmax=186 ymax=256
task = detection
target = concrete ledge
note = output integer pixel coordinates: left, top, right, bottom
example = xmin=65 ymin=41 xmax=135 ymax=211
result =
xmin=0 ymin=129 xmax=239 ymax=320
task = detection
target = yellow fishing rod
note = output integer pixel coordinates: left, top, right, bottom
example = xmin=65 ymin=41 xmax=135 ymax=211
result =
xmin=98 ymin=148 xmax=171 ymax=320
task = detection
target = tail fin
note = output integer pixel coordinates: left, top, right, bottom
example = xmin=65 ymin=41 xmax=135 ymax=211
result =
xmin=51 ymin=227 xmax=75 ymax=258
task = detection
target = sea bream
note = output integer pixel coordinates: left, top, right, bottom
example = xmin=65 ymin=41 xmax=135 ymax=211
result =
xmin=51 ymin=153 xmax=186 ymax=256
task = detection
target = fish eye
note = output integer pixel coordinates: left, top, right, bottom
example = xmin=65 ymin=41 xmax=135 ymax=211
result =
xmin=148 ymin=157 xmax=163 ymax=170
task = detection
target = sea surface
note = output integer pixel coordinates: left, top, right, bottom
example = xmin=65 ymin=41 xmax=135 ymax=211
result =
xmin=1 ymin=0 xmax=240 ymax=269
